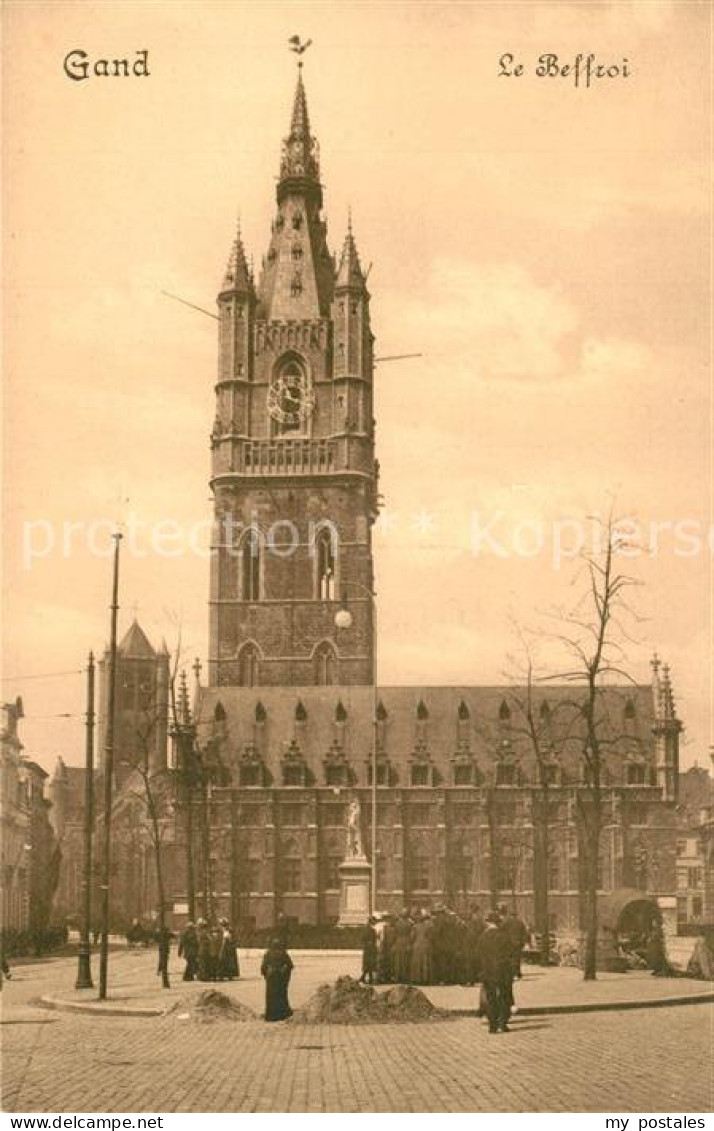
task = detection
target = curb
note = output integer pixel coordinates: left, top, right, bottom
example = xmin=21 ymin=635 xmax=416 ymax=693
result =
xmin=449 ymin=988 xmax=714 ymax=1017
xmin=39 ymin=995 xmax=165 ymax=1017
xmin=39 ymin=986 xmax=714 ymax=1020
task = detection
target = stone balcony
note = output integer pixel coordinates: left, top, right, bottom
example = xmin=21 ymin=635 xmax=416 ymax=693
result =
xmin=240 ymin=437 xmax=336 ymax=476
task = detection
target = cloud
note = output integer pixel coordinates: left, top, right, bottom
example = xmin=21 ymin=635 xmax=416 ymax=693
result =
xmin=393 ymin=260 xmax=578 ymax=382
xmin=383 ymin=258 xmax=652 ymax=392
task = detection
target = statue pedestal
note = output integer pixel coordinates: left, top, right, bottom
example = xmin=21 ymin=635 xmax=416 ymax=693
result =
xmin=338 ymin=857 xmax=371 ymax=926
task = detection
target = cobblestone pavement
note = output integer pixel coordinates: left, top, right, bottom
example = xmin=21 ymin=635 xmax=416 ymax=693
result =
xmin=2 ymin=953 xmax=712 ymax=1113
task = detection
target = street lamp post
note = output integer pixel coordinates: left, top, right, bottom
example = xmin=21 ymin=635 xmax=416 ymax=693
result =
xmin=334 ymin=581 xmax=378 ymax=917
xmin=75 ymin=652 xmax=95 ymax=989
xmin=171 ymin=719 xmax=196 ymax=923
xmin=98 ymin=531 xmax=122 ymax=1001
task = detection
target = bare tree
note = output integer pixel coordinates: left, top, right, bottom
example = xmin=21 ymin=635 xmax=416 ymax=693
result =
xmin=128 ymin=708 xmax=173 ymax=988
xmin=121 ymin=631 xmax=193 ymax=989
xmin=546 ymin=512 xmax=640 ymax=980
xmin=504 ymin=631 xmax=574 ymax=966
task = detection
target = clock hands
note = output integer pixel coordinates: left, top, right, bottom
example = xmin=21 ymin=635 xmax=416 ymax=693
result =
xmin=267 ymin=373 xmax=315 ymax=424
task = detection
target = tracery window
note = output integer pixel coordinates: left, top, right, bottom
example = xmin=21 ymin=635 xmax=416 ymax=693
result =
xmin=238 ymin=644 xmax=259 ymax=688
xmin=314 ymin=642 xmax=337 ymax=686
xmin=315 ymin=527 xmax=336 ymax=599
xmin=240 ymin=533 xmax=261 ymax=601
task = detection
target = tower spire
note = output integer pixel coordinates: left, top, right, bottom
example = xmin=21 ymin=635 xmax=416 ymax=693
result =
xmin=291 ymin=65 xmax=311 ymax=136
xmin=336 ymin=214 xmax=366 ymax=291
xmin=222 ymin=214 xmax=253 ymax=294
xmin=279 ymin=66 xmax=320 ymax=190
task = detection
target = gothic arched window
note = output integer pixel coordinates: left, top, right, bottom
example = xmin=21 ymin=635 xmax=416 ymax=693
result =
xmin=315 ymin=526 xmax=336 ymax=599
xmin=315 ymin=643 xmax=337 ymax=686
xmin=238 ymin=644 xmax=259 ymax=688
xmin=240 ymin=531 xmax=261 ymax=601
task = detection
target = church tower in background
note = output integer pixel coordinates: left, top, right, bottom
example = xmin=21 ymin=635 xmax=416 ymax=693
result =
xmin=209 ymin=64 xmax=378 ymax=688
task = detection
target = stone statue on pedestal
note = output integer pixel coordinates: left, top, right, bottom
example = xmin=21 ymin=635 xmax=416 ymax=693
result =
xmin=346 ymin=798 xmax=364 ymax=859
xmin=338 ymin=797 xmax=371 ymax=925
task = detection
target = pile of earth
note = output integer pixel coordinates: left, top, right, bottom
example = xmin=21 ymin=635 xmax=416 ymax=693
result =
xmin=168 ymin=989 xmax=256 ymax=1023
xmin=293 ymin=975 xmax=446 ymax=1024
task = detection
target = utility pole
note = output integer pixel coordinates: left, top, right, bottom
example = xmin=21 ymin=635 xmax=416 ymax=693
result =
xmin=180 ymin=724 xmax=196 ymax=923
xmin=198 ymin=749 xmax=213 ymax=920
xmin=230 ymin=788 xmax=239 ymax=929
xmin=175 ymin=671 xmax=196 ymax=921
xmin=99 ymin=532 xmax=122 ymax=1000
xmin=75 ymin=652 xmax=95 ymax=989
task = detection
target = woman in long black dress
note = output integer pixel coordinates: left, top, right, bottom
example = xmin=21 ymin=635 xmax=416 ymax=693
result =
xmin=218 ymin=919 xmax=240 ymax=980
xmin=261 ymin=938 xmax=294 ymax=1021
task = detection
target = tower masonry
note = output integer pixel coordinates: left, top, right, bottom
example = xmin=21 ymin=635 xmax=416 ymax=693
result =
xmin=209 ymin=66 xmax=378 ymax=688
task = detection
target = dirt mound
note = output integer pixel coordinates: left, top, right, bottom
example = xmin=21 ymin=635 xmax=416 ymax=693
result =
xmin=168 ymin=989 xmax=255 ymax=1023
xmin=293 ymin=975 xmax=445 ymax=1024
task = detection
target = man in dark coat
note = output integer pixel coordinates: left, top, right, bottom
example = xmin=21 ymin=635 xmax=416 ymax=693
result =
xmin=392 ymin=910 xmax=414 ymax=983
xmin=410 ymin=910 xmax=433 ymax=985
xmin=178 ymin=921 xmax=199 ymax=981
xmin=500 ymin=907 xmax=529 ymax=979
xmin=430 ymin=906 xmax=448 ymax=984
xmin=475 ymin=912 xmax=513 ymax=1033
xmin=156 ymin=924 xmax=173 ymax=989
xmin=360 ymin=917 xmax=378 ymax=984
xmin=466 ymin=906 xmax=486 ymax=984
xmin=197 ymin=919 xmax=212 ymax=981
xmin=377 ymin=914 xmax=395 ymax=983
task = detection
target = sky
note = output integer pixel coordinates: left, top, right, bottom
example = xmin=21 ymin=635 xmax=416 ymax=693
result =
xmin=3 ymin=0 xmax=711 ymax=773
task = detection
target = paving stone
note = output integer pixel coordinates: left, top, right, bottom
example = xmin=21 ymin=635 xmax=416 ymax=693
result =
xmin=1 ymin=951 xmax=711 ymax=1113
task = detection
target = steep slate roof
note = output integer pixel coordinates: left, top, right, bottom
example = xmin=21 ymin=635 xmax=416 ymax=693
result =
xmin=118 ymin=620 xmax=156 ymax=659
xmin=197 ymin=683 xmax=658 ymax=786
xmin=21 ymin=758 xmax=49 ymax=778
xmin=50 ymin=761 xmax=94 ymax=821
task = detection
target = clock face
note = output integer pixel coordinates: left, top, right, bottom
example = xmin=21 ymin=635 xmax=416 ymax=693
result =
xmin=267 ymin=371 xmax=315 ymax=428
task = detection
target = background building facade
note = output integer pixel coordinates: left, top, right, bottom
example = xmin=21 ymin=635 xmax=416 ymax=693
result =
xmin=676 ymin=764 xmax=713 ymax=929
xmin=2 ymin=698 xmax=58 ymax=935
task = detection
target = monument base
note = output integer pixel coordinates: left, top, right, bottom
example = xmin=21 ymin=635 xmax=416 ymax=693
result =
xmin=338 ymin=857 xmax=372 ymax=926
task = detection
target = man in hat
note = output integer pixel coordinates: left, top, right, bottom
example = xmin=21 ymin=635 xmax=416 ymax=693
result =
xmin=475 ymin=911 xmax=513 ymax=1033
xmin=465 ymin=905 xmax=486 ymax=985
xmin=196 ymin=919 xmax=212 ymax=981
xmin=360 ymin=916 xmax=378 ymax=985
xmin=178 ymin=920 xmax=199 ymax=981
xmin=500 ymin=905 xmax=529 ymax=980
xmin=392 ymin=909 xmax=414 ymax=984
xmin=378 ymin=913 xmax=396 ymax=983
xmin=156 ymin=923 xmax=173 ymax=989
xmin=430 ymin=904 xmax=448 ymax=984
xmin=410 ymin=909 xmax=433 ymax=985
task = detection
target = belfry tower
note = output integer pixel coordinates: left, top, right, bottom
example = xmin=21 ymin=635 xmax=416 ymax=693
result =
xmin=209 ymin=63 xmax=378 ymax=688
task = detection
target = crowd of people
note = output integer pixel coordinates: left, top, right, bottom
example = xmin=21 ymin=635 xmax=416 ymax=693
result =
xmin=360 ymin=903 xmax=529 ymax=1034
xmin=177 ymin=918 xmax=240 ymax=982
xmin=360 ymin=904 xmax=529 ymax=987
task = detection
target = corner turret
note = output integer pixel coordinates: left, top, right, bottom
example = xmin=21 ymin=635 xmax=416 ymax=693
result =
xmin=651 ymin=653 xmax=682 ymax=802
